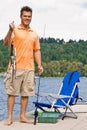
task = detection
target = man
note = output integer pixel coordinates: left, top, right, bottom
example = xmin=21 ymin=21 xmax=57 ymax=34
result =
xmin=4 ymin=6 xmax=43 ymax=125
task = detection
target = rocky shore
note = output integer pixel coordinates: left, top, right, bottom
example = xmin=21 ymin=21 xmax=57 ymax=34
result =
xmin=0 ymin=72 xmax=6 ymax=78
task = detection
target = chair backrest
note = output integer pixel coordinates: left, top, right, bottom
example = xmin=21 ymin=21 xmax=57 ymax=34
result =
xmin=55 ymin=71 xmax=80 ymax=106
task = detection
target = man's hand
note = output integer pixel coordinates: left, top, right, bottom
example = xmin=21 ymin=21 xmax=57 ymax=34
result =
xmin=9 ymin=21 xmax=15 ymax=32
xmin=38 ymin=65 xmax=43 ymax=75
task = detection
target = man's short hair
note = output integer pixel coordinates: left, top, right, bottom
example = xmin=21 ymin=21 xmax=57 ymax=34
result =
xmin=20 ymin=6 xmax=32 ymax=16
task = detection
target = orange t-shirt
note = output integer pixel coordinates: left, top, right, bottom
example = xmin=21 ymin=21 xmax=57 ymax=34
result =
xmin=10 ymin=25 xmax=40 ymax=71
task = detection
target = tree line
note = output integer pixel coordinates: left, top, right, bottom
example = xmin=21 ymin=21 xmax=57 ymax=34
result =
xmin=0 ymin=38 xmax=87 ymax=77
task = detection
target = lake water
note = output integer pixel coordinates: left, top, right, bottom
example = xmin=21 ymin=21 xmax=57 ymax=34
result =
xmin=0 ymin=77 xmax=87 ymax=120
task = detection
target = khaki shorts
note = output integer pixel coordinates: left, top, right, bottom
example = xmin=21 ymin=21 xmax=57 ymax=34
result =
xmin=4 ymin=70 xmax=35 ymax=96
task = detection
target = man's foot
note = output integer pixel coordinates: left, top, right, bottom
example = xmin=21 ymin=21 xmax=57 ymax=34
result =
xmin=20 ymin=117 xmax=33 ymax=124
xmin=4 ymin=119 xmax=13 ymax=125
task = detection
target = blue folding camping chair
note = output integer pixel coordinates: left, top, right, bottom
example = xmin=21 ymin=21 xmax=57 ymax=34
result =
xmin=33 ymin=71 xmax=81 ymax=121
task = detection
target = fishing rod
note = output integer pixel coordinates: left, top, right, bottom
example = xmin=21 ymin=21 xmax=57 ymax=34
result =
xmin=34 ymin=73 xmax=40 ymax=125
xmin=34 ymin=24 xmax=45 ymax=125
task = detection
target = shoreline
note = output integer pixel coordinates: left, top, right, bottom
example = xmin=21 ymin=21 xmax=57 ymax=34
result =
xmin=0 ymin=72 xmax=87 ymax=78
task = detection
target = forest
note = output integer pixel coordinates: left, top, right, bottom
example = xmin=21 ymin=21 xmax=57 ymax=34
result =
xmin=0 ymin=38 xmax=87 ymax=77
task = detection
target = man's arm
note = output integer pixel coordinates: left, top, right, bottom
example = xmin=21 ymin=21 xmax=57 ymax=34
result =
xmin=34 ymin=50 xmax=43 ymax=75
xmin=4 ymin=21 xmax=15 ymax=46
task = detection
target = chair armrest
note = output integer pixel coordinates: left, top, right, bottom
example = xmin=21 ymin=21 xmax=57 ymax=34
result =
xmin=35 ymin=92 xmax=52 ymax=97
xmin=48 ymin=94 xmax=71 ymax=99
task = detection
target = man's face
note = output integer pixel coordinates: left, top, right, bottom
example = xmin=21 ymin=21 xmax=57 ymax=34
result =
xmin=21 ymin=11 xmax=32 ymax=26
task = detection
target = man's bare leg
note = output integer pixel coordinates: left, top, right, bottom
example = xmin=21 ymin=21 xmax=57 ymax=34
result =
xmin=20 ymin=96 xmax=33 ymax=123
xmin=4 ymin=95 xmax=15 ymax=125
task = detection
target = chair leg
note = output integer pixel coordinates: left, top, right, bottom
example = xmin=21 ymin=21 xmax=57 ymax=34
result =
xmin=62 ymin=106 xmax=77 ymax=119
xmin=60 ymin=99 xmax=78 ymax=119
xmin=62 ymin=107 xmax=68 ymax=120
xmin=36 ymin=105 xmax=47 ymax=112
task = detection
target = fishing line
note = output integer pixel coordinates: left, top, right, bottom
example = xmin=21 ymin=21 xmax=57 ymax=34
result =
xmin=36 ymin=73 xmax=40 ymax=102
